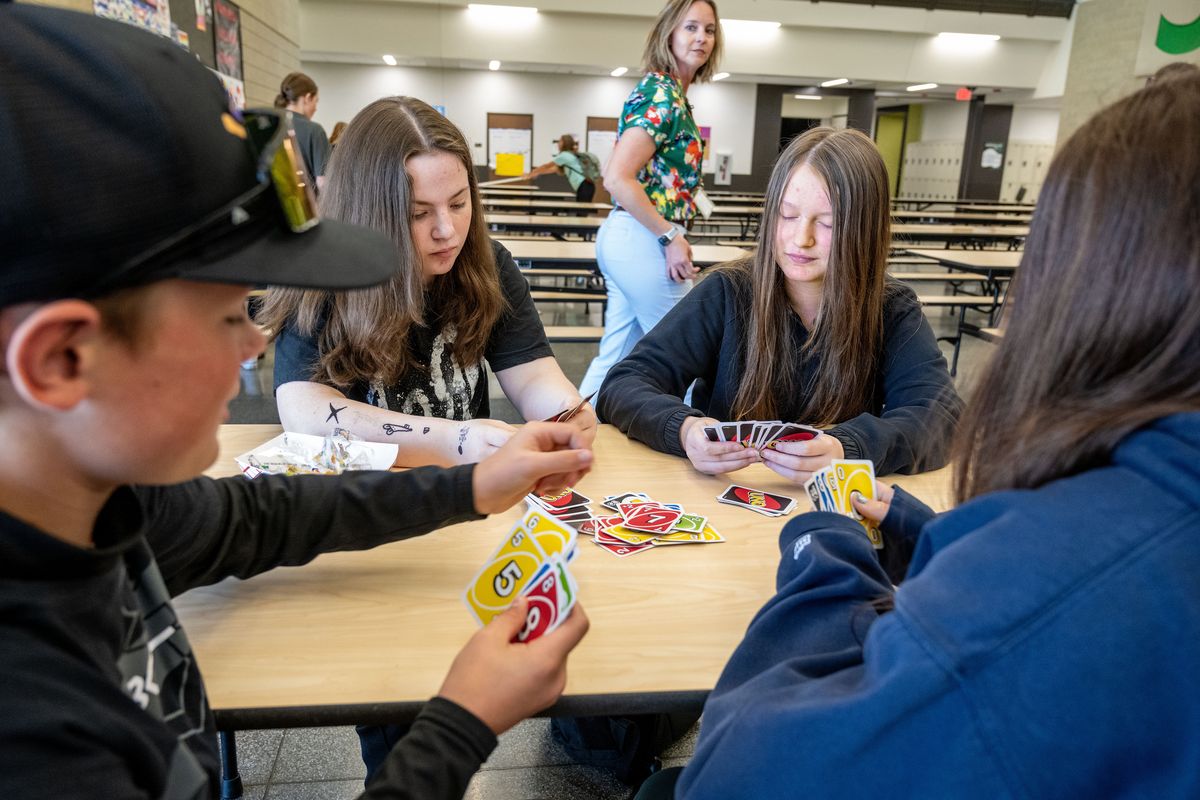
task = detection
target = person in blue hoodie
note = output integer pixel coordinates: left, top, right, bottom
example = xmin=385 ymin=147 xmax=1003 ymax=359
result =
xmin=635 ymin=70 xmax=1200 ymax=799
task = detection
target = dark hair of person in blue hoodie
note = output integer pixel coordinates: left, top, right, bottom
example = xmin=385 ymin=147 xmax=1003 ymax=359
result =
xmin=636 ymin=70 xmax=1200 ymax=799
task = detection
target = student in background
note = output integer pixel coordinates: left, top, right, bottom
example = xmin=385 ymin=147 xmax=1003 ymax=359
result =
xmin=578 ymin=0 xmax=723 ymax=398
xmin=0 ymin=6 xmax=592 ymax=798
xmin=638 ymin=71 xmax=1200 ymax=800
xmin=274 ymin=71 xmax=332 ymax=178
xmin=330 ymin=120 xmax=348 ymax=146
xmin=525 ymin=134 xmax=603 ymax=202
xmin=599 ymin=127 xmax=961 ymax=482
xmin=261 ymin=97 xmax=597 ymax=468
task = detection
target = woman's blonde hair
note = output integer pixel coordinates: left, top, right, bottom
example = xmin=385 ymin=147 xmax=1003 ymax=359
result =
xmin=642 ymin=0 xmax=723 ymax=83
xmin=256 ymin=97 xmax=504 ymax=390
xmin=726 ymin=127 xmax=892 ymax=424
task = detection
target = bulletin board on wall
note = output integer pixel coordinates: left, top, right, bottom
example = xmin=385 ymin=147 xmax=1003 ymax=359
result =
xmin=170 ymin=0 xmax=216 ymax=69
xmin=487 ymin=113 xmax=533 ymax=181
xmin=585 ymin=116 xmax=618 ymax=205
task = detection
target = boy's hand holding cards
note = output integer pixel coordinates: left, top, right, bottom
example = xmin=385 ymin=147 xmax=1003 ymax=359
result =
xmin=463 ymin=508 xmax=580 ymax=642
xmin=804 ymin=459 xmax=884 ymax=548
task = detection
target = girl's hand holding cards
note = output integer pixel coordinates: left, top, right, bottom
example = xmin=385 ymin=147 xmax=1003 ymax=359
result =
xmin=850 ymin=480 xmax=893 ymax=525
xmin=680 ymin=416 xmax=762 ymax=475
xmin=759 ymin=432 xmax=844 ymax=484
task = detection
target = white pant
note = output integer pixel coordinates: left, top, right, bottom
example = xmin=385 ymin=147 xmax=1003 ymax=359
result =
xmin=579 ymin=210 xmax=692 ymax=399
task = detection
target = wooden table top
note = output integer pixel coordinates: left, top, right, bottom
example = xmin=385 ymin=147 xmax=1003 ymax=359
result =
xmin=891 ymin=210 xmax=1032 ymax=224
xmin=892 ymin=223 xmax=1029 ymax=239
xmin=499 ymin=238 xmax=747 ymax=267
xmin=479 ymin=186 xmax=576 ymax=199
xmin=905 ymin=248 xmax=1024 ymax=272
xmin=177 ymin=424 xmax=952 ymax=726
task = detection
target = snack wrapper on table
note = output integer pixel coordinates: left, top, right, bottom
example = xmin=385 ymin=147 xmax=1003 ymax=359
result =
xmin=235 ymin=429 xmax=399 ymax=478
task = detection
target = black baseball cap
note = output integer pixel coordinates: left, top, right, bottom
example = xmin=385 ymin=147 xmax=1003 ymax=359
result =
xmin=0 ymin=2 xmax=398 ymax=306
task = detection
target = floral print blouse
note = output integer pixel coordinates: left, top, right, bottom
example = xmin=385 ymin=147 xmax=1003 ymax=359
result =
xmin=618 ymin=71 xmax=703 ymax=222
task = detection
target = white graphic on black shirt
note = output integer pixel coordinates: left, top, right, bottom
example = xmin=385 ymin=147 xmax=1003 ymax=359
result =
xmin=367 ymin=323 xmax=482 ymax=421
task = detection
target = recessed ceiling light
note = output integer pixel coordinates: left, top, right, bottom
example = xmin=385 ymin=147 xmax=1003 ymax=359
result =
xmin=712 ymin=72 xmax=730 ymax=81
xmin=820 ymin=78 xmax=849 ymax=87
xmin=611 ymin=67 xmax=628 ymax=77
xmin=488 ymin=60 xmax=502 ymax=71
xmin=907 ymin=83 xmax=938 ymax=91
xmin=382 ymin=54 xmax=397 ymax=66
xmin=793 ymin=94 xmax=823 ymax=100
xmin=936 ymin=32 xmax=1000 ymax=44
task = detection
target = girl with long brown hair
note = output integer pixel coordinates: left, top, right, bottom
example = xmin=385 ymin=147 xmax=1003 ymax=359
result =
xmin=259 ymin=97 xmax=595 ymax=469
xmin=598 ymin=126 xmax=961 ymax=481
xmin=635 ymin=70 xmax=1200 ymax=800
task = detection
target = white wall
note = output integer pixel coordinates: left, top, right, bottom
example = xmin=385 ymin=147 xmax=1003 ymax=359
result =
xmin=917 ymin=101 xmax=970 ymax=142
xmin=1009 ymin=107 xmax=1060 ymax=143
xmin=304 ymin=62 xmax=759 ymax=174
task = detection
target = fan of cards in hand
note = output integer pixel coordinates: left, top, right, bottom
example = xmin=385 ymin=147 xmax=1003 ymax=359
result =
xmin=527 ymin=488 xmax=724 ymax=558
xmin=703 ymin=420 xmax=822 ymax=451
xmin=462 ymin=507 xmax=580 ymax=644
xmin=804 ymin=459 xmax=884 ymax=548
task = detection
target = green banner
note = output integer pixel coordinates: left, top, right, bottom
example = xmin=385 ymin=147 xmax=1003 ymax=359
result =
xmin=1156 ymin=12 xmax=1200 ymax=55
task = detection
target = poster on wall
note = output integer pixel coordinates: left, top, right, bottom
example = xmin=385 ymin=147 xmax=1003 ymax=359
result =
xmin=195 ymin=0 xmax=210 ymax=31
xmin=213 ymin=0 xmax=243 ymax=82
xmin=1136 ymin=0 xmax=1200 ymax=75
xmin=980 ymin=142 xmax=1004 ymax=169
xmin=94 ymin=0 xmax=171 ymax=38
xmin=210 ymin=68 xmax=245 ymax=110
xmin=699 ymin=125 xmax=712 ymax=173
xmin=587 ymin=130 xmax=618 ymax=171
xmin=714 ymin=151 xmax=732 ymax=185
xmin=488 ymin=127 xmax=532 ymax=176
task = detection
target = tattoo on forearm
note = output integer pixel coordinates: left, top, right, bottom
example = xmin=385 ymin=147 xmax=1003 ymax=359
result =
xmin=382 ymin=423 xmax=413 ymax=435
xmin=458 ymin=426 xmax=468 ymax=455
xmin=325 ymin=403 xmax=347 ymax=424
xmin=423 ymin=426 xmax=431 ymax=435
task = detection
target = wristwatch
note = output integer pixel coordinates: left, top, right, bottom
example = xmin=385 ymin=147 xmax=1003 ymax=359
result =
xmin=657 ymin=227 xmax=680 ymax=247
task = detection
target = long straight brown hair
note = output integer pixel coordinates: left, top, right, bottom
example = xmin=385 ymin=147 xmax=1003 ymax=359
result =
xmin=257 ymin=97 xmax=504 ymax=390
xmin=728 ymin=127 xmax=891 ymax=423
xmin=953 ymin=72 xmax=1200 ymax=502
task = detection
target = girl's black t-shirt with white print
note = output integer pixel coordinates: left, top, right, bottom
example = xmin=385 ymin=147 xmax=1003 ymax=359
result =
xmin=273 ymin=239 xmax=553 ymax=421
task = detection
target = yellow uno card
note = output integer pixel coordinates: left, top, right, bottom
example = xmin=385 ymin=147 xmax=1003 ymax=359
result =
xmin=656 ymin=524 xmax=725 ymax=544
xmin=463 ymin=520 xmax=549 ymax=625
xmin=523 ymin=508 xmax=577 ymax=557
xmin=604 ymin=524 xmax=659 ymax=545
xmin=833 ymin=459 xmax=884 ymax=549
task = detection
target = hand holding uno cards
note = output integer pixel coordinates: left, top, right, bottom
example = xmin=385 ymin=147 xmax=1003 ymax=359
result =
xmin=462 ymin=508 xmax=581 ymax=642
xmin=804 ymin=459 xmax=884 ymax=548
xmin=703 ymin=420 xmax=822 ymax=451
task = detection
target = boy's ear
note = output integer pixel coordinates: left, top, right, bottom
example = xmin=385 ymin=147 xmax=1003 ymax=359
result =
xmin=4 ymin=300 xmax=104 ymax=411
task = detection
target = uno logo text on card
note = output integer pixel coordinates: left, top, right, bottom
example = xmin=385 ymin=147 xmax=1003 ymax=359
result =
xmin=735 ymin=487 xmax=784 ymax=511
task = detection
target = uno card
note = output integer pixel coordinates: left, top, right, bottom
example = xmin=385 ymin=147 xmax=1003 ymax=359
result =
xmin=604 ymin=524 xmax=660 ymax=545
xmin=530 ymin=488 xmax=591 ymax=511
xmin=543 ymin=391 xmax=596 ymax=424
xmin=524 ymin=508 xmax=578 ymax=559
xmin=656 ymin=524 xmax=725 ymax=544
xmin=620 ymin=504 xmax=684 ymax=533
xmin=703 ymin=425 xmax=721 ymax=443
xmin=717 ymin=484 xmax=797 ymax=517
xmin=462 ymin=521 xmax=549 ymax=625
xmin=820 ymin=468 xmax=841 ymax=512
xmin=833 ymin=459 xmax=884 ymax=549
xmin=803 ymin=475 xmax=824 ymax=512
xmin=603 ymin=491 xmax=650 ymax=511
xmin=594 ymin=539 xmax=654 ymax=557
xmin=672 ymin=513 xmax=708 ymax=533
xmin=719 ymin=422 xmax=740 ymax=443
xmin=515 ymin=561 xmax=561 ymax=642
xmin=763 ymin=423 xmax=821 ymax=451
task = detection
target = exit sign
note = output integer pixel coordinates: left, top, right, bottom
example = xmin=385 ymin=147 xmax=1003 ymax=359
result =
xmin=956 ymin=87 xmax=973 ymax=101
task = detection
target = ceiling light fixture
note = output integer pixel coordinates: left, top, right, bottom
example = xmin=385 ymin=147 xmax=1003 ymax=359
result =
xmin=712 ymin=72 xmax=730 ymax=81
xmin=793 ymin=94 xmax=823 ymax=100
xmin=722 ymin=18 xmax=781 ymax=36
xmin=935 ymin=31 xmax=1000 ymax=45
xmin=820 ymin=78 xmax=849 ymax=87
xmin=382 ymin=54 xmax=397 ymax=66
xmin=488 ymin=60 xmax=502 ymax=71
xmin=906 ymin=82 xmax=938 ymax=91
xmin=467 ymin=4 xmax=538 ymax=25
xmin=611 ymin=67 xmax=628 ymax=77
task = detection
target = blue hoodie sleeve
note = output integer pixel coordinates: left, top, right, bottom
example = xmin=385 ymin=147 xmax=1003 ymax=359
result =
xmin=677 ymin=513 xmax=1010 ymax=799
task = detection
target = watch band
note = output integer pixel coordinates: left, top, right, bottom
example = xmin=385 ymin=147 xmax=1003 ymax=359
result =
xmin=657 ymin=227 xmax=679 ymax=247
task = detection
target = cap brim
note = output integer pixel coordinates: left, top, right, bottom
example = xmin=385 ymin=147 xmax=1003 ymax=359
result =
xmin=178 ymin=217 xmax=398 ymax=290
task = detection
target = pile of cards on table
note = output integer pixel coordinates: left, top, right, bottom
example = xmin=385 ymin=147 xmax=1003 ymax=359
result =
xmin=703 ymin=420 xmax=822 ymax=451
xmin=804 ymin=460 xmax=884 ymax=549
xmin=527 ymin=488 xmax=724 ymax=558
xmin=716 ymin=485 xmax=798 ymax=517
xmin=462 ymin=507 xmax=579 ymax=642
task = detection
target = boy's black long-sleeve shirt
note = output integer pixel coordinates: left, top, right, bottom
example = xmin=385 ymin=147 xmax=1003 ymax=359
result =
xmin=596 ymin=270 xmax=963 ymax=475
xmin=0 ymin=466 xmax=497 ymax=800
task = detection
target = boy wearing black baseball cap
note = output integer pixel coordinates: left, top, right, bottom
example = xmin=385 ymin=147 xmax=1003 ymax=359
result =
xmin=0 ymin=4 xmax=591 ymax=798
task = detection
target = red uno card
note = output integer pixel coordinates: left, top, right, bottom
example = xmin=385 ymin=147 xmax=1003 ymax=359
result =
xmin=515 ymin=565 xmax=560 ymax=643
xmin=621 ymin=505 xmax=683 ymax=533
xmin=532 ymin=488 xmax=591 ymax=510
xmin=594 ymin=540 xmax=654 ymax=557
xmin=717 ymin=484 xmax=797 ymax=516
